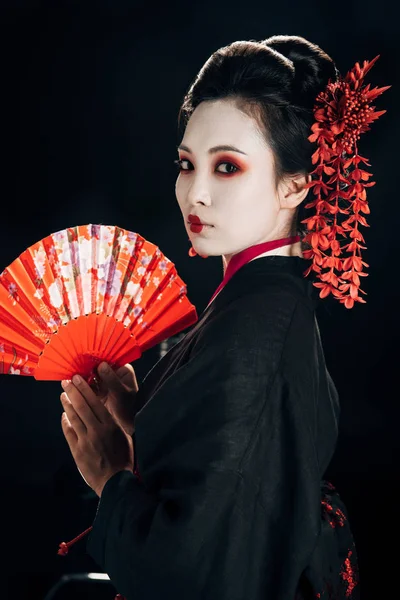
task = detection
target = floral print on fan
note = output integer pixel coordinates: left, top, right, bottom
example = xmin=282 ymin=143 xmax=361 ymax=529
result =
xmin=55 ymin=226 xmax=181 ymax=323
xmin=0 ymin=224 xmax=196 ymax=378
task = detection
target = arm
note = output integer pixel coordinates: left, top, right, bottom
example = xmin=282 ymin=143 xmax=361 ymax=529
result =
xmin=87 ymin=295 xmax=322 ymax=599
xmin=87 ymin=467 xmax=251 ymax=599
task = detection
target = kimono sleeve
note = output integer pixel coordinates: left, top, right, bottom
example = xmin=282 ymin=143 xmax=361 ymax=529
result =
xmin=86 ymin=295 xmax=321 ymax=599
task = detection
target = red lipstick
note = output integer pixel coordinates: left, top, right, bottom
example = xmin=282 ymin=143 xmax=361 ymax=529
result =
xmin=188 ymin=214 xmax=213 ymax=233
xmin=188 ymin=214 xmax=206 ymax=225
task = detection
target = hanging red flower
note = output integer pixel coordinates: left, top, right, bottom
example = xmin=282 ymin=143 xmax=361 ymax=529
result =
xmin=302 ymin=55 xmax=391 ymax=308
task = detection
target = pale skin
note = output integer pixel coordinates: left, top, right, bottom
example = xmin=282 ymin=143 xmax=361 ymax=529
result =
xmin=175 ymin=98 xmax=311 ymax=275
xmin=61 ymin=98 xmax=311 ymax=496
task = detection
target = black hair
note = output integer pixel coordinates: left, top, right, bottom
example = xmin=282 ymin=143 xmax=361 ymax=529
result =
xmin=177 ymin=35 xmax=340 ymax=238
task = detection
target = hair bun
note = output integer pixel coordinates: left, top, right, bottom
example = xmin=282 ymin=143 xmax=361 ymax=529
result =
xmin=263 ymin=35 xmax=338 ymax=108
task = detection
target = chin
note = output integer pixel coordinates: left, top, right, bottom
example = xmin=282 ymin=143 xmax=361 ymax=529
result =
xmin=189 ymin=241 xmax=212 ymax=255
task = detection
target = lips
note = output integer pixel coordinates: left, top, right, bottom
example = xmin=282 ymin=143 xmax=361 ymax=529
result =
xmin=188 ymin=214 xmax=212 ymax=226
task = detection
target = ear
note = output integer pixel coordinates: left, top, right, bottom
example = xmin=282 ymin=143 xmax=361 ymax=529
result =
xmin=278 ymin=172 xmax=311 ymax=210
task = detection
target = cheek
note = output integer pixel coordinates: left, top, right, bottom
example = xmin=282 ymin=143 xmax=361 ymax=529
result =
xmin=175 ymin=179 xmax=186 ymax=208
xmin=227 ymin=191 xmax=276 ymax=233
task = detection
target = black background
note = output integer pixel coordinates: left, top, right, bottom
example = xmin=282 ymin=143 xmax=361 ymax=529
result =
xmin=0 ymin=0 xmax=398 ymax=598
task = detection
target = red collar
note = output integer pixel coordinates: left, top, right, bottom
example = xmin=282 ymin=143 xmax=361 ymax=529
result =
xmin=207 ymin=235 xmax=301 ymax=308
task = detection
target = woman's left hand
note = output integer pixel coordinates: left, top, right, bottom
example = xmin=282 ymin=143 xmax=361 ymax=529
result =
xmin=60 ymin=374 xmax=135 ymax=497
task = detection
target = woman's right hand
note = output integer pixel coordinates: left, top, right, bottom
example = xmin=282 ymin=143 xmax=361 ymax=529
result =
xmin=92 ymin=361 xmax=139 ymax=437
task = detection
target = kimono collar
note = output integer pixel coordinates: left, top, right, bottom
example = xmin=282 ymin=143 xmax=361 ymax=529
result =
xmin=207 ymin=235 xmax=301 ymax=308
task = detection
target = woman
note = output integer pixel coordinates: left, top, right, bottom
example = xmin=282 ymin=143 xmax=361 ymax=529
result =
xmin=60 ymin=35 xmax=360 ymax=599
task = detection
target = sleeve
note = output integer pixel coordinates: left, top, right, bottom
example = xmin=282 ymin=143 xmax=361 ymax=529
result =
xmin=86 ymin=295 xmax=322 ymax=600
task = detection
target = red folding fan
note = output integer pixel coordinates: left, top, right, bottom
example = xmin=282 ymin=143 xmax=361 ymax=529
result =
xmin=0 ymin=224 xmax=198 ymax=384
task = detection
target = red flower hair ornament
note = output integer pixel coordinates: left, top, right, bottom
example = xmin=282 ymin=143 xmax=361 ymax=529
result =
xmin=189 ymin=55 xmax=391 ymax=309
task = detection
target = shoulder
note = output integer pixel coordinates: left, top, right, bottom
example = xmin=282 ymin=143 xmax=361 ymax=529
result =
xmin=191 ymin=284 xmax=305 ymax=365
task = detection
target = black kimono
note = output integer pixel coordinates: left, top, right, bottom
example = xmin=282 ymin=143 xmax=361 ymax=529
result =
xmin=86 ymin=255 xmax=360 ymax=600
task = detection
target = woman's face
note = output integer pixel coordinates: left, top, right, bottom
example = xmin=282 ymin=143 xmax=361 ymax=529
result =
xmin=175 ymin=99 xmax=296 ymax=262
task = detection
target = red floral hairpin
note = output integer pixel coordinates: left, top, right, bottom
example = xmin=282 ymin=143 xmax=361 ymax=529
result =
xmin=301 ymin=55 xmax=391 ymax=308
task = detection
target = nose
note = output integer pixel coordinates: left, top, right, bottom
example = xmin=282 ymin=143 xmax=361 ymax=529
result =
xmin=186 ymin=182 xmax=212 ymax=207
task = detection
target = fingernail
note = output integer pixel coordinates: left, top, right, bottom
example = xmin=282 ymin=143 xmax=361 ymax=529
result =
xmin=72 ymin=374 xmax=82 ymax=385
xmin=99 ymin=362 xmax=109 ymax=373
xmin=61 ymin=379 xmax=70 ymax=388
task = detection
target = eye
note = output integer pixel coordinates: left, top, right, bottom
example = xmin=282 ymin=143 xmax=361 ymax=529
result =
xmin=174 ymin=158 xmax=192 ymax=171
xmin=216 ymin=163 xmax=239 ymax=174
xmin=173 ymin=159 xmax=239 ymax=175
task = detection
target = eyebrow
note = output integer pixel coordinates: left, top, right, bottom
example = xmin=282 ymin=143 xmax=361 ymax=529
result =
xmin=177 ymin=144 xmax=248 ymax=156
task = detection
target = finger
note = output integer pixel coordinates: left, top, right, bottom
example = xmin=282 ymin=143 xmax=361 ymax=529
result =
xmin=60 ymin=392 xmax=86 ymax=436
xmin=61 ymin=410 xmax=78 ymax=446
xmin=91 ymin=377 xmax=109 ymax=401
xmin=116 ymin=363 xmax=139 ymax=391
xmin=97 ymin=362 xmax=138 ymax=394
xmin=61 ymin=377 xmax=111 ymax=427
xmin=71 ymin=375 xmax=115 ymax=424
